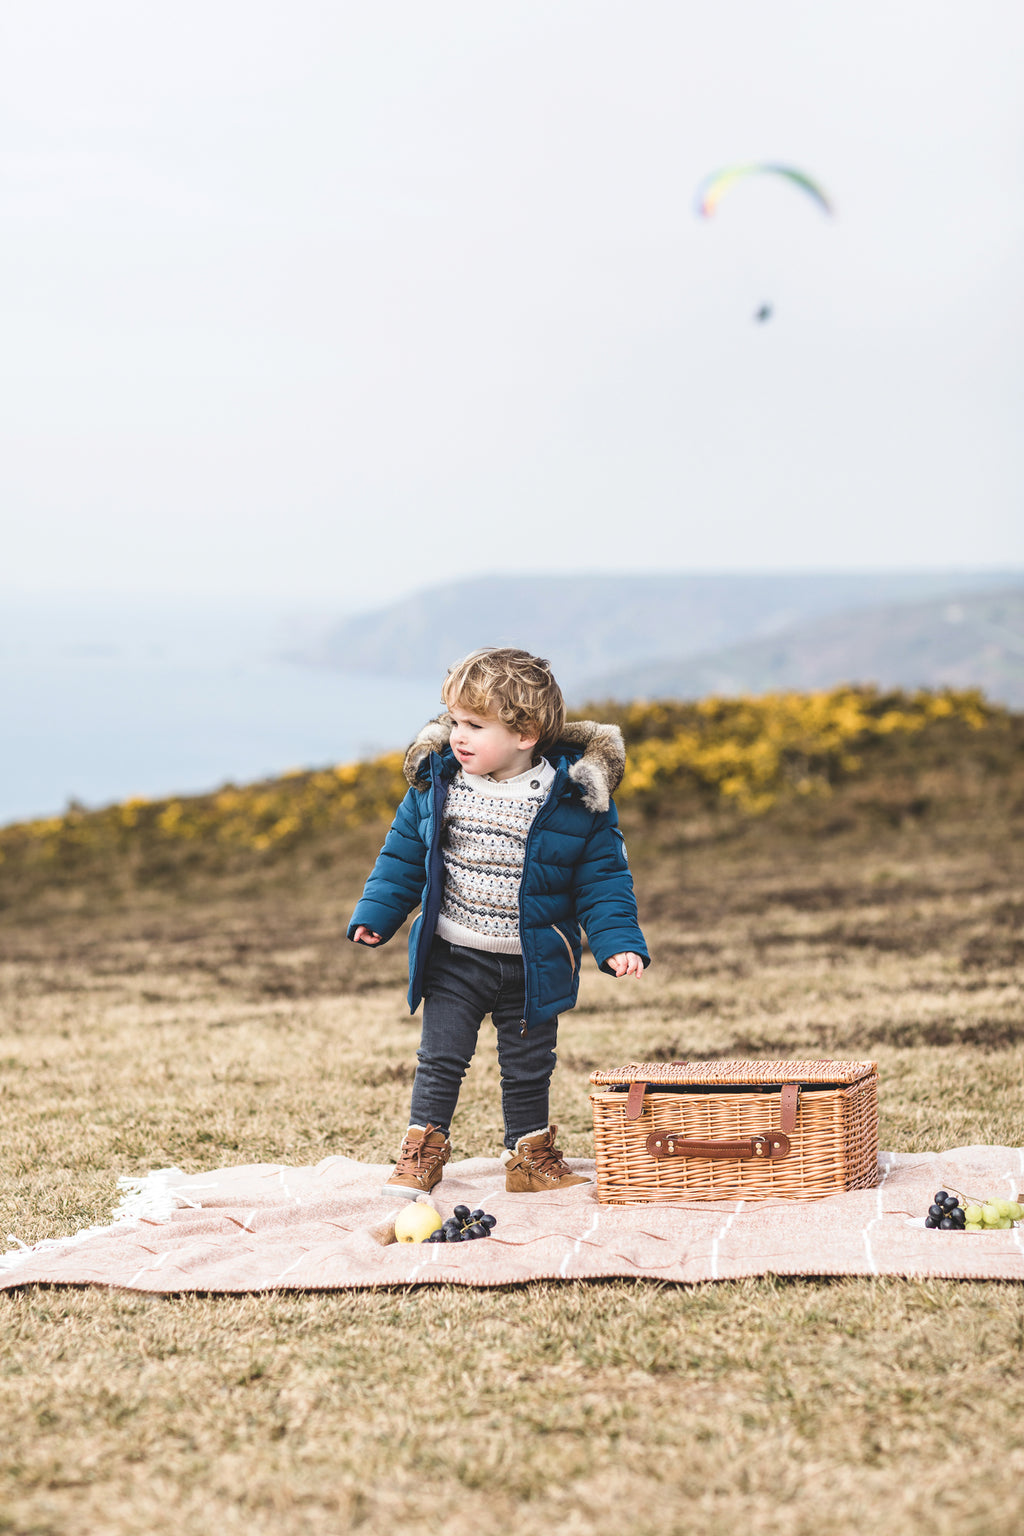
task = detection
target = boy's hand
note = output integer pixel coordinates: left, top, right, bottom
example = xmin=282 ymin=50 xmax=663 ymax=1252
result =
xmin=608 ymin=952 xmax=644 ymax=978
xmin=353 ymin=925 xmax=383 ymax=946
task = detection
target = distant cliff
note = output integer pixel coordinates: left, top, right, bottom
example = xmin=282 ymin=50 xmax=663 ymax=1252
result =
xmin=578 ymin=587 xmax=1024 ymax=707
xmin=292 ymin=570 xmax=1023 ymax=696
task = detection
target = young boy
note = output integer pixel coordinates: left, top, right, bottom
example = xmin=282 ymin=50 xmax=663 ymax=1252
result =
xmin=348 ymin=647 xmax=649 ymax=1198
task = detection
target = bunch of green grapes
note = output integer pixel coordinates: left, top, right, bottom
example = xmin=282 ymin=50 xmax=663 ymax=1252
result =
xmin=926 ymin=1189 xmax=1024 ymax=1231
xmin=963 ymin=1197 xmax=1023 ymax=1232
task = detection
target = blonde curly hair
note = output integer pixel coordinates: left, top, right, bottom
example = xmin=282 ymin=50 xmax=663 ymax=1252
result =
xmin=442 ymin=647 xmax=566 ymax=749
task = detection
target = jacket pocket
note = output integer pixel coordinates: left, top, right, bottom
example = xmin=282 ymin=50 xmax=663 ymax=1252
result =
xmin=551 ymin=924 xmax=576 ymax=976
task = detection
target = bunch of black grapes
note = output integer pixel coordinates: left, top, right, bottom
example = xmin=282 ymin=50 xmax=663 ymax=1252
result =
xmin=427 ymin=1204 xmax=497 ymax=1242
xmin=925 ymin=1190 xmax=966 ymax=1229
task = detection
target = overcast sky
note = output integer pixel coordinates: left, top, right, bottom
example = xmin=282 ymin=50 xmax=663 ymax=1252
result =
xmin=2 ymin=1 xmax=1021 ymax=610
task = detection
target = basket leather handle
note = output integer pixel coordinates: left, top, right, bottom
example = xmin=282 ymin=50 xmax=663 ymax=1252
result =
xmin=646 ymin=1131 xmax=792 ymax=1161
xmin=625 ymin=1080 xmax=801 ymax=1131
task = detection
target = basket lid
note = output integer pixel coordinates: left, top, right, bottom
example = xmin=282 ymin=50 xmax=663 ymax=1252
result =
xmin=589 ymin=1059 xmax=877 ymax=1088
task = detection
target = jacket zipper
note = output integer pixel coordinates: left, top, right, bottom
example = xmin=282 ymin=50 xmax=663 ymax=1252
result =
xmin=411 ymin=757 xmax=452 ymax=1007
xmin=516 ymin=774 xmax=565 ymax=1034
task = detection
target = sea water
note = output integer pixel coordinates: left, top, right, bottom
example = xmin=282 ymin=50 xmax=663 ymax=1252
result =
xmin=0 ymin=594 xmax=440 ymax=825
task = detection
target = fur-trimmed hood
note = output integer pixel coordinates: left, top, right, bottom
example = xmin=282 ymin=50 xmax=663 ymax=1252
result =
xmin=403 ymin=716 xmax=626 ymax=815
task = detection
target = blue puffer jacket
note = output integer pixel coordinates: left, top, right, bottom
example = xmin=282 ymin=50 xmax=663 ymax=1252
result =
xmin=347 ymin=717 xmax=650 ymax=1030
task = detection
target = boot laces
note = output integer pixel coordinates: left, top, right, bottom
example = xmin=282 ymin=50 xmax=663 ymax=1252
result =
xmin=526 ymin=1135 xmax=570 ymax=1179
xmin=396 ymin=1126 xmax=444 ymax=1174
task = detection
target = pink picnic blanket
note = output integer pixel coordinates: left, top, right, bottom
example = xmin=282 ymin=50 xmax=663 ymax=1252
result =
xmin=3 ymin=1148 xmax=1023 ymax=1292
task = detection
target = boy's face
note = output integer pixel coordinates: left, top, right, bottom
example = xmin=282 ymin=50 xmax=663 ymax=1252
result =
xmin=447 ymin=704 xmax=540 ymax=782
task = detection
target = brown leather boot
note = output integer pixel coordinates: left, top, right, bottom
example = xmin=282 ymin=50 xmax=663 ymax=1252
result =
xmin=502 ymin=1125 xmax=591 ymax=1192
xmin=382 ymin=1124 xmax=451 ymax=1200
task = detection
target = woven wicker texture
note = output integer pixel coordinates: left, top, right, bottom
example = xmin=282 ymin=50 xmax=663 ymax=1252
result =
xmin=590 ymin=1059 xmax=876 ymax=1087
xmin=590 ymin=1062 xmax=879 ymax=1203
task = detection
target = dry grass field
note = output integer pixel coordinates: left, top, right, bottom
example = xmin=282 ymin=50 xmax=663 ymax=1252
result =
xmin=1 ymin=712 xmax=1023 ymax=1535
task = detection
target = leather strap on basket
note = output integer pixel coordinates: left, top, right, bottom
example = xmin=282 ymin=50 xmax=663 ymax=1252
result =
xmin=626 ymin=1081 xmax=648 ymax=1120
xmin=646 ymin=1132 xmax=792 ymax=1161
xmin=780 ymin=1083 xmax=800 ymax=1134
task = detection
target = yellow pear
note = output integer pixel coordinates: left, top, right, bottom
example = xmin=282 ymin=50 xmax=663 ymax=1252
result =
xmin=394 ymin=1203 xmax=443 ymax=1244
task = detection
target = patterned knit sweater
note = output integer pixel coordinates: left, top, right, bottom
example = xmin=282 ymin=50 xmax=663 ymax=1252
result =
xmin=434 ymin=758 xmax=555 ymax=954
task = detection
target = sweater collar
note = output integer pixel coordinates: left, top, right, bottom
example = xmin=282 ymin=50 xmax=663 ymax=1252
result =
xmin=457 ymin=756 xmax=556 ymax=799
xmin=404 ymin=717 xmax=625 ymax=814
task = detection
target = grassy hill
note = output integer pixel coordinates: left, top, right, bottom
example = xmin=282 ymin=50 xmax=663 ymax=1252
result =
xmin=0 ymin=686 xmax=1007 ymax=910
xmin=2 ymin=690 xmax=1023 ymax=1535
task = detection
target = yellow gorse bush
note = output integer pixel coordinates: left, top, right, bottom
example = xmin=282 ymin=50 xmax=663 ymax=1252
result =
xmin=614 ymin=686 xmax=991 ymax=813
xmin=0 ymin=754 xmax=407 ymax=875
xmin=0 ymin=687 xmax=993 ymax=881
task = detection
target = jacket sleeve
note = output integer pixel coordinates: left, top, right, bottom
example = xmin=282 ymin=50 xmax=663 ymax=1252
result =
xmin=571 ymin=802 xmax=651 ymax=973
xmin=346 ymin=786 xmax=429 ymax=944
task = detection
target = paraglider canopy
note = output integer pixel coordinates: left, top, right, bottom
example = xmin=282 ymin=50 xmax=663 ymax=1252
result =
xmin=696 ymin=164 xmax=833 ymax=219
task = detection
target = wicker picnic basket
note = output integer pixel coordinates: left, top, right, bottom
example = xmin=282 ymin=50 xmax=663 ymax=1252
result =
xmin=589 ymin=1059 xmax=880 ymax=1203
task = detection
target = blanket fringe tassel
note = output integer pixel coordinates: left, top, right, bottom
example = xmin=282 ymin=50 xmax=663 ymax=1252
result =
xmin=1 ymin=1167 xmax=185 ymax=1278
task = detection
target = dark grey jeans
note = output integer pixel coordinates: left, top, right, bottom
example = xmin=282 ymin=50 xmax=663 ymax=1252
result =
xmin=408 ymin=937 xmax=559 ymax=1150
